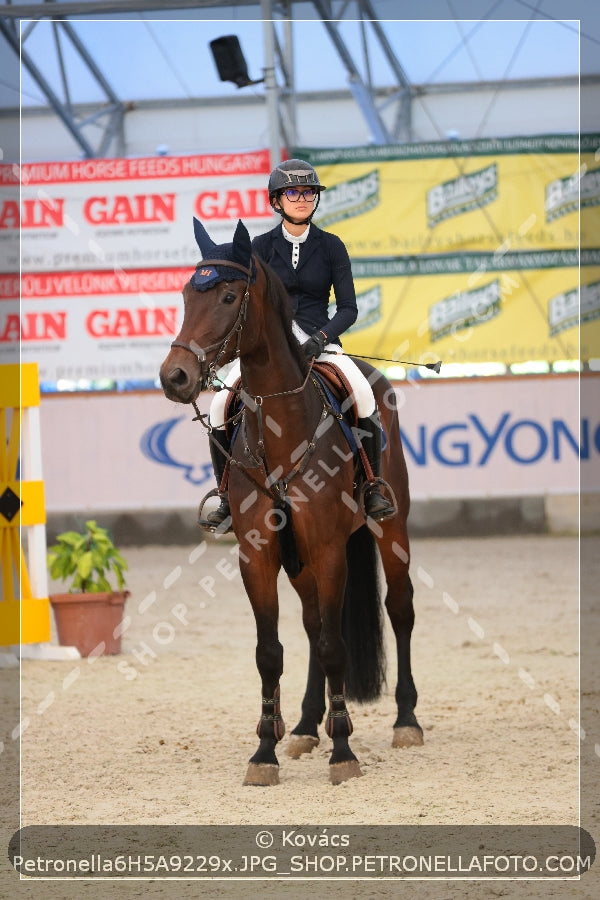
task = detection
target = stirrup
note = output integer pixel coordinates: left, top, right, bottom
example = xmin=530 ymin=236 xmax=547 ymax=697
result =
xmin=363 ymin=478 xmax=397 ymax=522
xmin=197 ymin=488 xmax=233 ymax=534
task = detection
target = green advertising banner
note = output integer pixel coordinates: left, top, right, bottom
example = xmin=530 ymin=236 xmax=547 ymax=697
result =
xmin=298 ymin=134 xmax=600 ymax=366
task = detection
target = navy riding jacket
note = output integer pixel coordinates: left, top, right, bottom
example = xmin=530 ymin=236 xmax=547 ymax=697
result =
xmin=251 ymin=223 xmax=357 ymax=345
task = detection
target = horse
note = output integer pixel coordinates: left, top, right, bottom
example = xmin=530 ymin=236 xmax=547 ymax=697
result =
xmin=159 ymin=218 xmax=423 ymax=786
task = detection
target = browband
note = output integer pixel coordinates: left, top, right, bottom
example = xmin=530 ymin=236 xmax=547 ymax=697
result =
xmin=197 ymin=258 xmax=252 ymax=279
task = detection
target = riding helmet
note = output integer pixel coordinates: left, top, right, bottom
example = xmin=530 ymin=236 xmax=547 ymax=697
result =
xmin=267 ymin=159 xmax=327 ymax=199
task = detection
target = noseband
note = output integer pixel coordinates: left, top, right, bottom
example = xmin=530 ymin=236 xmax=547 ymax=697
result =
xmin=170 ymin=258 xmax=252 ymax=387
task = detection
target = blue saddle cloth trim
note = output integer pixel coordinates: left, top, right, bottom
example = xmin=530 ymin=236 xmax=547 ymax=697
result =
xmin=311 ymin=371 xmax=358 ymax=456
xmin=312 ymin=370 xmax=388 ymax=450
xmin=224 ymin=375 xmax=359 ymax=457
xmin=224 ymin=376 xmax=387 ymax=461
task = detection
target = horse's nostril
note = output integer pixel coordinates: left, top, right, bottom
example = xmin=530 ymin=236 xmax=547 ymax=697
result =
xmin=169 ymin=367 xmax=190 ymax=388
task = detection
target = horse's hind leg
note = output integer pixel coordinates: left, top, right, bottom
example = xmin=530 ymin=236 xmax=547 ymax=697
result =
xmin=287 ymin=643 xmax=325 ymax=757
xmin=317 ymin=558 xmax=363 ymax=784
xmin=291 ymin=553 xmax=361 ymax=782
xmin=287 ymin=577 xmax=326 ymax=758
xmin=322 ymin=642 xmax=363 ymax=783
xmin=240 ymin=561 xmax=285 ymax=786
xmin=380 ymin=538 xmax=424 ymax=748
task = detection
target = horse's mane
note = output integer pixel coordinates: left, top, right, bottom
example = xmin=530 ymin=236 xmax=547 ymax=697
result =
xmin=254 ymin=256 xmax=310 ymax=377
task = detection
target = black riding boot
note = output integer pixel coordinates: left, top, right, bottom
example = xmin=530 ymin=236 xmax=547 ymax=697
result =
xmin=358 ymin=414 xmax=397 ymax=522
xmin=200 ymin=429 xmax=232 ymax=531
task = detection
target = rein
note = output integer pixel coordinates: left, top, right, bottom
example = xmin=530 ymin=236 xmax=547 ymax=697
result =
xmin=230 ymin=376 xmax=333 ymax=507
xmin=239 ymin=358 xmax=315 ymax=407
xmin=194 ymin=364 xmax=330 ymax=508
xmin=173 ymin=255 xmax=336 ymax=506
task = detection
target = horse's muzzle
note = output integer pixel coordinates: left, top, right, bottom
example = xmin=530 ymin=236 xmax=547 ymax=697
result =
xmin=159 ymin=359 xmax=204 ymax=403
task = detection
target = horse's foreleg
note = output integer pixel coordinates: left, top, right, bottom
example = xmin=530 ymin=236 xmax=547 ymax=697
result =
xmin=242 ymin=568 xmax=285 ymax=786
xmin=244 ymin=619 xmax=285 ymax=785
xmin=383 ymin=556 xmax=424 ymax=749
xmin=318 ymin=589 xmax=362 ymax=784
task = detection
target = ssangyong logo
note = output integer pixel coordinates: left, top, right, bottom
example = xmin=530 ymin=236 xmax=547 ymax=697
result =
xmin=427 ymin=163 xmax=497 ymax=228
xmin=429 ymin=280 xmax=501 ymax=342
xmin=315 ymin=170 xmax=379 ymax=228
xmin=548 ymin=280 xmax=600 ymax=336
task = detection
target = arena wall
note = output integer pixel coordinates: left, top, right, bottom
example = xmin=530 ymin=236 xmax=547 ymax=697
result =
xmin=40 ymin=374 xmax=599 ymax=543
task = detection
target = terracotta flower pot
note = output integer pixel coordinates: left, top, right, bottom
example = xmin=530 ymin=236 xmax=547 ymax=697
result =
xmin=49 ymin=591 xmax=130 ymax=657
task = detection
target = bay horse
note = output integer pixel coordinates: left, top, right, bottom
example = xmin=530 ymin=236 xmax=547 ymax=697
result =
xmin=159 ymin=218 xmax=423 ymax=785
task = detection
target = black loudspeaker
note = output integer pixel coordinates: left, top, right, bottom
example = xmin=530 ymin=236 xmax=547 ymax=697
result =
xmin=209 ymin=36 xmax=252 ymax=88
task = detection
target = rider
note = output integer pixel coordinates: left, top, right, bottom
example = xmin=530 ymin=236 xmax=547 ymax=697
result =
xmin=204 ymin=158 xmax=396 ymax=529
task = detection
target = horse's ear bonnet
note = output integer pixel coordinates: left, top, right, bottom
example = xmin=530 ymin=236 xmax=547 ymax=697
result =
xmin=191 ymin=218 xmax=256 ymax=291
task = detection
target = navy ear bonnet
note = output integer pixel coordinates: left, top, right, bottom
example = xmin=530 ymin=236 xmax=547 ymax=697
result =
xmin=191 ymin=218 xmax=257 ymax=291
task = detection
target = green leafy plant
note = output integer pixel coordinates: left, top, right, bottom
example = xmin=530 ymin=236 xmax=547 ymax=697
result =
xmin=47 ymin=520 xmax=128 ymax=594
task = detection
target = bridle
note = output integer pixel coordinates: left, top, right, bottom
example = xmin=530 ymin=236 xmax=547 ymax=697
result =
xmin=170 ymin=258 xmax=252 ymax=390
xmin=170 ymin=253 xmax=332 ymax=506
xmin=170 ymin=255 xmax=315 ymax=408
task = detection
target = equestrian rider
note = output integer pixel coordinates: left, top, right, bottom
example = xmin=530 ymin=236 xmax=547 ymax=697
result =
xmin=204 ymin=158 xmax=396 ymax=529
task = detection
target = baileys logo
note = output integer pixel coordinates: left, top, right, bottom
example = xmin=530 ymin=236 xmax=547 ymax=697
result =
xmin=315 ymin=170 xmax=379 ymax=228
xmin=546 ymin=165 xmax=600 ymax=223
xmin=548 ymin=280 xmax=600 ymax=336
xmin=427 ymin=163 xmax=497 ymax=228
xmin=429 ymin=280 xmax=501 ymax=342
xmin=582 ymin=166 xmax=600 ymax=210
xmin=545 ymin=171 xmax=580 ymax=222
xmin=349 ymin=285 xmax=382 ymax=332
xmin=327 ymin=284 xmax=381 ymax=332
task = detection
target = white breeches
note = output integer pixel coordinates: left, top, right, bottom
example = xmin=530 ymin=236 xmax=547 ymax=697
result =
xmin=209 ymin=322 xmax=376 ymax=428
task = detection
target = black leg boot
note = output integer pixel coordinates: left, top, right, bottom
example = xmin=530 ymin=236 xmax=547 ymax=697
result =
xmin=357 ymin=413 xmax=397 ymax=522
xmin=199 ymin=429 xmax=232 ymax=532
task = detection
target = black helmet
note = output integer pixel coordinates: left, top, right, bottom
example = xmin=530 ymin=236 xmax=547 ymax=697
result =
xmin=268 ymin=159 xmax=326 ymax=199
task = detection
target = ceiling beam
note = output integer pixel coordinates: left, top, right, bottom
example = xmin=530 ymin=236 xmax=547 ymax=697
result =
xmin=0 ymin=0 xmax=259 ymax=17
xmin=2 ymin=0 xmax=417 ymax=153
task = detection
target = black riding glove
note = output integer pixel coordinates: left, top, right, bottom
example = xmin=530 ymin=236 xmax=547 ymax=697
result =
xmin=302 ymin=331 xmax=327 ymax=360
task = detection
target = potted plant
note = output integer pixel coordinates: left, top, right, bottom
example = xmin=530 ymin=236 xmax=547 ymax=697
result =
xmin=47 ymin=520 xmax=130 ymax=657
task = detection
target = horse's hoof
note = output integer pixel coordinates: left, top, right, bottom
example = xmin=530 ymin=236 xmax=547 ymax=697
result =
xmin=392 ymin=726 xmax=424 ymax=748
xmin=287 ymin=735 xmax=319 ymax=758
xmin=243 ymin=763 xmax=280 ymax=786
xmin=329 ymin=759 xmax=363 ymax=784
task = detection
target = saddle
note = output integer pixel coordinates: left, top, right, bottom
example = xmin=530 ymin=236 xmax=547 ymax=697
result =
xmin=223 ymin=362 xmax=358 ymax=442
xmin=222 ymin=360 xmax=370 ymax=478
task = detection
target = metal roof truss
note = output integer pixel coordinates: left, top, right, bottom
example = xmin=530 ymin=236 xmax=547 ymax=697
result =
xmin=0 ymin=14 xmax=126 ymax=158
xmin=3 ymin=0 xmax=413 ymax=156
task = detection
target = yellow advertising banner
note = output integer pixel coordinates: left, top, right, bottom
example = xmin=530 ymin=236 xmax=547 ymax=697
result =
xmin=344 ymin=257 xmax=598 ymax=366
xmin=299 ymin=134 xmax=600 ymax=365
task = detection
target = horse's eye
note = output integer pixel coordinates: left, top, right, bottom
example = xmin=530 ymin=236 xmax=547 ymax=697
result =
xmin=222 ymin=291 xmax=237 ymax=305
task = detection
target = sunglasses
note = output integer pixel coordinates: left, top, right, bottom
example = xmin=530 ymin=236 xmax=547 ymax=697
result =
xmin=281 ymin=188 xmax=318 ymax=202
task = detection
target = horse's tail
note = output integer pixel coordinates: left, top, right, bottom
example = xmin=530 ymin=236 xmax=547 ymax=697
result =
xmin=342 ymin=524 xmax=386 ymax=702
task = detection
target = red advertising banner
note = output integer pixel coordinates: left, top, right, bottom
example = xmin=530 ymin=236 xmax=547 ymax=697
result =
xmin=1 ymin=266 xmax=191 ymax=382
xmin=1 ymin=150 xmax=273 ymax=274
xmin=0 ymin=150 xmax=276 ymax=380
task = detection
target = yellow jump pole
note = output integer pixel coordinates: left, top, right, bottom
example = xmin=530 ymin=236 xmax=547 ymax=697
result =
xmin=0 ymin=362 xmax=51 ymax=646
